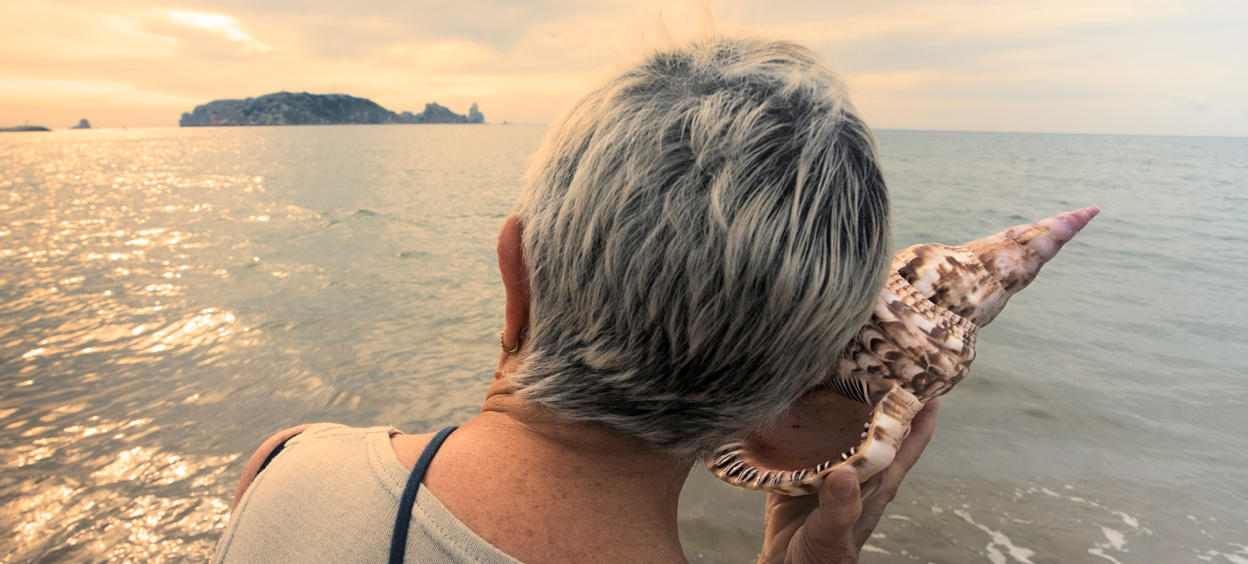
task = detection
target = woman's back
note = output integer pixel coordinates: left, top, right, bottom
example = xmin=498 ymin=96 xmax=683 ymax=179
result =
xmin=213 ymin=424 xmax=520 ymax=564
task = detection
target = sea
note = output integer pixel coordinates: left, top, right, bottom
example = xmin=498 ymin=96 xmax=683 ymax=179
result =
xmin=1 ymin=125 xmax=1245 ymax=564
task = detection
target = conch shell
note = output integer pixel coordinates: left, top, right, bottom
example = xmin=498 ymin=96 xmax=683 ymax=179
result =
xmin=706 ymin=207 xmax=1100 ymax=495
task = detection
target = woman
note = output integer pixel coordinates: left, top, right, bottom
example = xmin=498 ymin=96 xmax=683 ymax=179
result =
xmin=213 ymin=34 xmax=939 ymax=564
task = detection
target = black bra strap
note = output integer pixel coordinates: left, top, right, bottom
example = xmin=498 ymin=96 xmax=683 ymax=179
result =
xmin=256 ymin=437 xmax=294 ymax=476
xmin=388 ymin=426 xmax=458 ymax=564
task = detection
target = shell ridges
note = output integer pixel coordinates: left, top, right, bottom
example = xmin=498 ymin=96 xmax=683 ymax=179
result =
xmin=704 ymin=209 xmax=1098 ymax=495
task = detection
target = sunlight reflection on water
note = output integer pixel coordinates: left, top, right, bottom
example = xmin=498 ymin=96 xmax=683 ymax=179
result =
xmin=1 ymin=129 xmax=305 ymax=562
xmin=2 ymin=127 xmax=1246 ymax=563
xmin=0 ymin=410 xmax=237 ymax=563
xmin=1 ymin=126 xmax=527 ymax=562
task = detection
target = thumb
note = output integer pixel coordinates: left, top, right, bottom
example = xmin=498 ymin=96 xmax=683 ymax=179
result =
xmin=796 ymin=470 xmax=862 ymax=562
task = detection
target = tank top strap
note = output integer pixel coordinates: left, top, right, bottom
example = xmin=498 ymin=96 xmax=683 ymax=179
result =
xmin=388 ymin=426 xmax=458 ymax=564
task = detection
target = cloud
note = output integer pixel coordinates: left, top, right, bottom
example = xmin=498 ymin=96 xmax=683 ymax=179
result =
xmin=161 ymin=9 xmax=275 ymax=52
xmin=1171 ymin=94 xmax=1213 ymax=111
xmin=369 ymin=41 xmax=497 ymax=70
xmin=0 ymin=0 xmax=1243 ymax=133
xmin=0 ymin=77 xmax=199 ymax=107
xmin=745 ymin=0 xmax=1187 ymax=46
xmin=0 ymin=0 xmax=177 ymax=60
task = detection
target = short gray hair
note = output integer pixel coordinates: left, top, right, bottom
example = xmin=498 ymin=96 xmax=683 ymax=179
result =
xmin=511 ymin=35 xmax=892 ymax=458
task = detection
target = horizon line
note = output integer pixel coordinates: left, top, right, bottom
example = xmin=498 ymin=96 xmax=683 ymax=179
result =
xmin=8 ymin=124 xmax=1244 ymax=139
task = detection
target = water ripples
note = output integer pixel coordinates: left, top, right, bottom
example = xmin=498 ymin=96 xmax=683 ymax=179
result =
xmin=4 ymin=127 xmax=1246 ymax=562
xmin=1 ymin=126 xmax=533 ymax=561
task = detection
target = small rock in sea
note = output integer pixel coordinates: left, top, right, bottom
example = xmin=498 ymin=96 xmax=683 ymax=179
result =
xmin=0 ymin=125 xmax=50 ymax=132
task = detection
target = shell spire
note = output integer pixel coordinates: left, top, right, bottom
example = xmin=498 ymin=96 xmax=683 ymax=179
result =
xmin=706 ymin=207 xmax=1099 ymax=495
xmin=900 ymin=205 xmax=1101 ymax=326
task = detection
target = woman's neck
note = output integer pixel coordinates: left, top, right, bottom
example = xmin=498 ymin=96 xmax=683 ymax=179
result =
xmin=418 ymin=374 xmax=692 ymax=564
xmin=479 ymin=376 xmax=692 ymax=482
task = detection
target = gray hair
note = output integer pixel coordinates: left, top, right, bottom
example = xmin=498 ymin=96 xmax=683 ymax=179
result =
xmin=511 ymin=35 xmax=892 ymax=458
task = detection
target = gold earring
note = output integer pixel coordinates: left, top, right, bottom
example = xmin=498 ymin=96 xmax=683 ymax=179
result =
xmin=500 ymin=331 xmax=520 ymax=355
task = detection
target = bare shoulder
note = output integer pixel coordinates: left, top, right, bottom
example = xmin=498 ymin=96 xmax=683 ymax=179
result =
xmin=389 ymin=431 xmax=438 ymax=471
xmin=230 ymin=424 xmax=316 ymax=511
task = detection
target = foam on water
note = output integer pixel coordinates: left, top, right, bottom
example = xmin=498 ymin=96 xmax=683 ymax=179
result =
xmin=952 ymin=510 xmax=1035 ymax=564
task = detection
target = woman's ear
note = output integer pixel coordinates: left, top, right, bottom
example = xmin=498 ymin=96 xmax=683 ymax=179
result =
xmin=497 ymin=215 xmax=530 ymax=368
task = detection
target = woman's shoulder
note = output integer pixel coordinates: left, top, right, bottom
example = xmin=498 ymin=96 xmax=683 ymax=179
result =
xmin=389 ymin=429 xmax=439 ymax=471
xmin=230 ymin=424 xmax=316 ymax=510
xmin=230 ymin=423 xmax=395 ymax=510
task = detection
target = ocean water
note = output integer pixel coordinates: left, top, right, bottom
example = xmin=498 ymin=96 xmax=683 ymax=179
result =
xmin=1 ymin=125 xmax=1245 ymax=564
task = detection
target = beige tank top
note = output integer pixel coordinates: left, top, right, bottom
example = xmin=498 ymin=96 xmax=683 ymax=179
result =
xmin=211 ymin=423 xmax=522 ymax=564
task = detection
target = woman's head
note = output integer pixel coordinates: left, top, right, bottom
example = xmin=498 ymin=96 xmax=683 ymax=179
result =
xmin=510 ymin=35 xmax=891 ymax=458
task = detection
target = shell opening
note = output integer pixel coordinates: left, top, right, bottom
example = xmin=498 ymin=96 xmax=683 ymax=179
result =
xmin=741 ymin=389 xmax=876 ymax=472
xmin=705 ymin=386 xmax=922 ymax=495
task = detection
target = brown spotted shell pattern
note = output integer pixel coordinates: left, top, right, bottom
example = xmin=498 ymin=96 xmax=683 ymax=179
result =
xmin=706 ymin=207 xmax=1100 ymax=495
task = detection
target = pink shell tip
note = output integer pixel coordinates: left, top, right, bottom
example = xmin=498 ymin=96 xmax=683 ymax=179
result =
xmin=1067 ymin=205 xmax=1100 ymax=225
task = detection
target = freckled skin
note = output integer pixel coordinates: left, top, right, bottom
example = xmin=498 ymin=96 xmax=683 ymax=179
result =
xmin=707 ymin=207 xmax=1099 ymax=494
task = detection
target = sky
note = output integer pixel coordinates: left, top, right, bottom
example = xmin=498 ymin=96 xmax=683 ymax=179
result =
xmin=1 ymin=0 xmax=1245 ymax=136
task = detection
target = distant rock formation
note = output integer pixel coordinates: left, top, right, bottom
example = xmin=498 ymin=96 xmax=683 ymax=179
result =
xmin=0 ymin=125 xmax=50 ymax=132
xmin=70 ymin=119 xmax=91 ymax=129
xmin=179 ymin=92 xmax=484 ymax=126
xmin=399 ymin=102 xmax=486 ymax=124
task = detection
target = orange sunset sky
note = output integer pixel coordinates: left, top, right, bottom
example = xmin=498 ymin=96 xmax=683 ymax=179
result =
xmin=1 ymin=0 xmax=1244 ymax=136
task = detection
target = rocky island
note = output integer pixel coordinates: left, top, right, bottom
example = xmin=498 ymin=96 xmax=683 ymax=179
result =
xmin=179 ymin=92 xmax=484 ymax=127
xmin=0 ymin=125 xmax=51 ymax=132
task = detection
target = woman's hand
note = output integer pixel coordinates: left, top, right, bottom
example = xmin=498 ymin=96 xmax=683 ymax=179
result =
xmin=757 ymin=399 xmax=940 ymax=564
